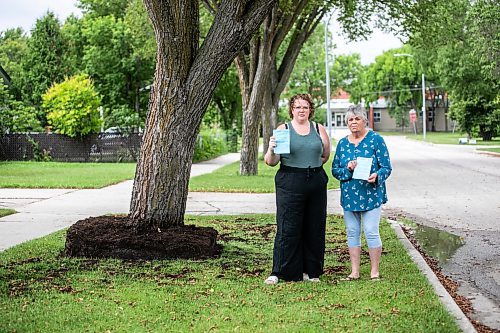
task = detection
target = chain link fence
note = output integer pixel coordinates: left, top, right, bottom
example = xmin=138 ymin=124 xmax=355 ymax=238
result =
xmin=0 ymin=131 xmax=239 ymax=162
xmin=0 ymin=133 xmax=142 ymax=162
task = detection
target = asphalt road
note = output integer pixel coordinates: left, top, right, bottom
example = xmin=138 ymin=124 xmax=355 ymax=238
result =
xmin=382 ymin=135 xmax=500 ymax=329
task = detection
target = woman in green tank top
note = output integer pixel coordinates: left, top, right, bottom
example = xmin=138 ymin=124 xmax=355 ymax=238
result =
xmin=263 ymin=94 xmax=331 ymax=284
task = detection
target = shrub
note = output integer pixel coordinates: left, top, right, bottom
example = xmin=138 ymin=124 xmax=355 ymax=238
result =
xmin=26 ymin=135 xmax=52 ymax=161
xmin=42 ymin=74 xmax=102 ymax=138
xmin=105 ymin=105 xmax=143 ymax=133
xmin=193 ymin=128 xmax=228 ymax=163
xmin=0 ymin=84 xmax=42 ymax=134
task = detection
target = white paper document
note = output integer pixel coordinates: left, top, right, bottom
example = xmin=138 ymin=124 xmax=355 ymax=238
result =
xmin=273 ymin=129 xmax=290 ymax=154
xmin=352 ymin=157 xmax=373 ymax=180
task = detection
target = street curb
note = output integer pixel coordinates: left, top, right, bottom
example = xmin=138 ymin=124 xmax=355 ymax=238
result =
xmin=388 ymin=219 xmax=477 ymax=333
xmin=476 ymin=150 xmax=500 ymax=157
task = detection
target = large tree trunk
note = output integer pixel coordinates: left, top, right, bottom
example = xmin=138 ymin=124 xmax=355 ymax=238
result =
xmin=261 ymin=79 xmax=274 ymax=154
xmin=129 ymin=1 xmax=202 ymax=230
xmin=240 ymin=103 xmax=261 ymax=175
xmin=238 ymin=51 xmax=271 ymax=175
xmin=238 ymin=16 xmax=274 ymax=175
xmin=129 ymin=0 xmax=277 ymax=230
xmin=129 ymin=72 xmax=201 ymax=230
xmin=264 ymin=101 xmax=280 ymax=152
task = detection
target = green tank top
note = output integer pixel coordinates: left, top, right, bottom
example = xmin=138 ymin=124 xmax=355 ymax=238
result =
xmin=280 ymin=121 xmax=323 ymax=168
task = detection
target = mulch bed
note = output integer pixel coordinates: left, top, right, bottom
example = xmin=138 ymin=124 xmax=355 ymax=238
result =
xmin=401 ymin=225 xmax=500 ymax=333
xmin=63 ymin=215 xmax=221 ymax=260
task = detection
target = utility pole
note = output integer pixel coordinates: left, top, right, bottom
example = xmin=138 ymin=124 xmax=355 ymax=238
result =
xmin=394 ymin=53 xmax=426 ymax=140
xmin=324 ymin=14 xmax=333 ymax=143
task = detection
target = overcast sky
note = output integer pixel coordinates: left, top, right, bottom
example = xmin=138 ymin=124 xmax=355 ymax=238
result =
xmin=331 ymin=29 xmax=402 ymax=65
xmin=0 ymin=0 xmax=82 ymax=34
xmin=329 ymin=13 xmax=403 ymax=65
xmin=0 ymin=2 xmax=402 ymax=66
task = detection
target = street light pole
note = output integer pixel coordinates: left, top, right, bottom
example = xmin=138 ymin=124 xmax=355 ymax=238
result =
xmin=394 ymin=53 xmax=426 ymax=140
xmin=421 ymin=72 xmax=426 ymax=140
xmin=324 ymin=14 xmax=332 ymax=142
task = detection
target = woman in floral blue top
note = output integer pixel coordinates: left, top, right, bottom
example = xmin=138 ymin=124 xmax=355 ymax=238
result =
xmin=332 ymin=105 xmax=392 ymax=281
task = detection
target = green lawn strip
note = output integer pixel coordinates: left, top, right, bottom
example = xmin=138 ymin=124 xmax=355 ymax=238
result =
xmin=0 ymin=159 xmax=339 ymax=192
xmin=0 ymin=214 xmax=459 ymax=332
xmin=477 ymin=147 xmax=500 ymax=154
xmin=189 ymin=159 xmax=339 ymax=192
xmin=377 ymin=131 xmax=500 ymax=146
xmin=0 ymin=162 xmax=136 ymax=189
xmin=0 ymin=208 xmax=16 ymax=218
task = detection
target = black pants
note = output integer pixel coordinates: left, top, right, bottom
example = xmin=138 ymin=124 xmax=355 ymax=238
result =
xmin=271 ymin=166 xmax=328 ymax=281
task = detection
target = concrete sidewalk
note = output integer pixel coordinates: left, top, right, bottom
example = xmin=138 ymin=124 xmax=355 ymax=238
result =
xmin=0 ymin=153 xmax=341 ymax=251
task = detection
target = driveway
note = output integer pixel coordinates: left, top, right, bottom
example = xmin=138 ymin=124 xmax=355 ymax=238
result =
xmin=382 ymin=135 xmax=500 ymax=329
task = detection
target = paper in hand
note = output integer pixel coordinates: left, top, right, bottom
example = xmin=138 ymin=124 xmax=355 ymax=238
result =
xmin=273 ymin=129 xmax=290 ymax=154
xmin=352 ymin=157 xmax=373 ymax=180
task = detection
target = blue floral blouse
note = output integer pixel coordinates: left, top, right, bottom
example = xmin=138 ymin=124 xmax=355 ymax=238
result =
xmin=332 ymin=130 xmax=392 ymax=212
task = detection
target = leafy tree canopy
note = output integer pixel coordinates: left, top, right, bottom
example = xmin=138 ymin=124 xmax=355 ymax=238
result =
xmin=64 ymin=0 xmax=155 ymax=129
xmin=407 ymin=0 xmax=499 ymax=139
xmin=77 ymin=0 xmax=129 ymax=19
xmin=21 ymin=11 xmax=67 ymax=109
xmin=0 ymin=28 xmax=27 ymax=98
xmin=351 ymin=45 xmax=424 ymax=128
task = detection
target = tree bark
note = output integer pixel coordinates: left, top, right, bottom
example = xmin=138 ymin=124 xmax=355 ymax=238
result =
xmin=238 ymin=15 xmax=275 ymax=175
xmin=261 ymin=78 xmax=274 ymax=154
xmin=129 ymin=0 xmax=277 ymax=230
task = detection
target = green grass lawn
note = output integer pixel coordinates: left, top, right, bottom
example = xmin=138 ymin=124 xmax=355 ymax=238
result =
xmin=0 ymin=214 xmax=459 ymax=332
xmin=0 ymin=159 xmax=339 ymax=192
xmin=0 ymin=162 xmax=136 ymax=188
xmin=477 ymin=147 xmax=500 ymax=154
xmin=378 ymin=131 xmax=500 ymax=146
xmin=189 ymin=158 xmax=339 ymax=192
xmin=0 ymin=208 xmax=16 ymax=218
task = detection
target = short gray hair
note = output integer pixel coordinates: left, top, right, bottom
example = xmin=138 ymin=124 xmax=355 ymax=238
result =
xmin=345 ymin=105 xmax=368 ymax=125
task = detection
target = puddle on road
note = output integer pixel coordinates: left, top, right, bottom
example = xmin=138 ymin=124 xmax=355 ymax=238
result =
xmin=411 ymin=224 xmax=465 ymax=264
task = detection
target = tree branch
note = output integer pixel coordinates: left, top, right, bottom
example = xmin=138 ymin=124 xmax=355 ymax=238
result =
xmin=235 ymin=51 xmax=250 ymax=110
xmin=249 ymin=35 xmax=261 ymax=93
xmin=274 ymin=8 xmax=325 ymax=96
xmin=187 ymin=0 xmax=277 ymax=116
xmin=271 ymin=0 xmax=308 ymax=58
xmin=201 ymin=0 xmax=218 ymax=15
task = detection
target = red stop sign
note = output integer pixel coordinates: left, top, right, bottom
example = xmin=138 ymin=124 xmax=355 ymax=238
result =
xmin=409 ymin=110 xmax=417 ymax=123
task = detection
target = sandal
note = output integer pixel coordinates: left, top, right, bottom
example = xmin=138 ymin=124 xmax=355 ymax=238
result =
xmin=370 ymin=276 xmax=382 ymax=281
xmin=340 ymin=276 xmax=360 ymax=281
xmin=264 ymin=275 xmax=279 ymax=285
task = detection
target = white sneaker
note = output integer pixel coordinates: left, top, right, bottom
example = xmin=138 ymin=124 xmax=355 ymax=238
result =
xmin=303 ymin=273 xmax=320 ymax=282
xmin=264 ymin=275 xmax=279 ymax=285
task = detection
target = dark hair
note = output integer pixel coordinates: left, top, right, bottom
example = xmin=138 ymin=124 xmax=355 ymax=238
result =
xmin=288 ymin=94 xmax=315 ymax=119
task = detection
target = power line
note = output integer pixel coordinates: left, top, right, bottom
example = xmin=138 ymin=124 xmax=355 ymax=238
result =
xmin=361 ymin=86 xmax=443 ymax=95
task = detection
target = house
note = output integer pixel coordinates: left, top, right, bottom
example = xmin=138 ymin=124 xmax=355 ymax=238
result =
xmin=323 ymin=88 xmax=454 ymax=137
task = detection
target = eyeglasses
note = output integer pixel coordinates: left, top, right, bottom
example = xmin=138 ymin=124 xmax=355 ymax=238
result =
xmin=293 ymin=106 xmax=310 ymax=110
